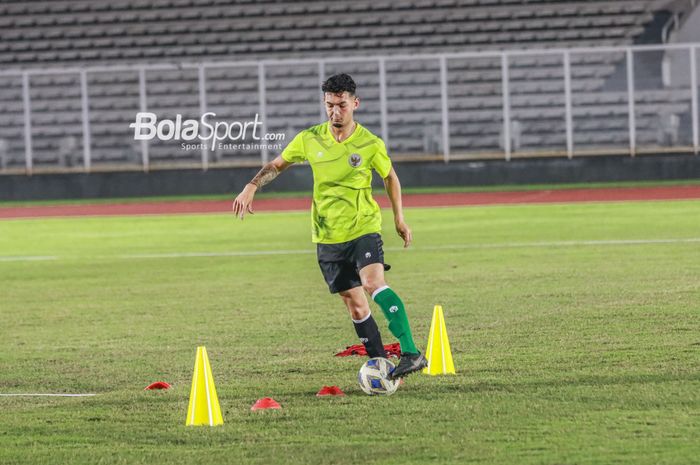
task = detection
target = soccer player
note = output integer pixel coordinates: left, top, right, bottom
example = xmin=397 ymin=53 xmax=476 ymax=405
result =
xmin=232 ymin=73 xmax=427 ymax=379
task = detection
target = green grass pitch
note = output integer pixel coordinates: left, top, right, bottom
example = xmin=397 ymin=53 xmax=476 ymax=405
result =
xmin=0 ymin=200 xmax=699 ymax=464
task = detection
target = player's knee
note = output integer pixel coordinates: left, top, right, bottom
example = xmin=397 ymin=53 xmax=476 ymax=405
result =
xmin=349 ymin=306 xmax=369 ymax=321
xmin=339 ymin=291 xmax=368 ymax=320
xmin=362 ymin=280 xmax=386 ymax=297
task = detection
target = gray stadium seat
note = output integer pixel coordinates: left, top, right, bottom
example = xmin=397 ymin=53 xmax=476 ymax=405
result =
xmin=0 ymin=0 xmax=691 ymax=167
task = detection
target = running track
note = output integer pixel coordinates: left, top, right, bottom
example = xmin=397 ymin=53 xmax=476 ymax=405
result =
xmin=1 ymin=185 xmax=699 ymax=219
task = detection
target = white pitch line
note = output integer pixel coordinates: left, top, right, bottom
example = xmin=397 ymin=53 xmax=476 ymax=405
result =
xmin=0 ymin=393 xmax=96 ymax=397
xmin=120 ymin=249 xmax=311 ymax=259
xmin=0 ymin=256 xmax=57 ymax=262
xmin=414 ymin=237 xmax=700 ymax=251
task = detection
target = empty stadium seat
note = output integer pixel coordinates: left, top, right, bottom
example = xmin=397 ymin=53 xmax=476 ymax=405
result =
xmin=0 ymin=0 xmax=692 ymax=168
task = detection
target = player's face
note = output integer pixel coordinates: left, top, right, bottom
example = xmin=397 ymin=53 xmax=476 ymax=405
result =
xmin=324 ymin=92 xmax=359 ymax=128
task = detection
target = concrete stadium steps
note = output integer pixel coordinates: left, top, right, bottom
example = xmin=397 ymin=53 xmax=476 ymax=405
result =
xmin=0 ymin=0 xmax=692 ymax=169
xmin=0 ymin=1 xmax=654 ymax=65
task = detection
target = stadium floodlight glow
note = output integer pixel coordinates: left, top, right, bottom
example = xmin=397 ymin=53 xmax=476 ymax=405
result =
xmin=129 ymin=112 xmax=266 ymax=150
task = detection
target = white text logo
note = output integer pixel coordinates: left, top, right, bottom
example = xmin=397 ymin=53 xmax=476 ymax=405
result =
xmin=129 ymin=112 xmax=284 ymax=150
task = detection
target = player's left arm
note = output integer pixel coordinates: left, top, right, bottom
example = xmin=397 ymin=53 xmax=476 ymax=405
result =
xmin=383 ymin=167 xmax=412 ymax=248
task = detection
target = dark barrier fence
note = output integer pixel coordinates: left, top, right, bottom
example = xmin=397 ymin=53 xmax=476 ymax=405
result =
xmin=1 ymin=153 xmax=698 ymax=201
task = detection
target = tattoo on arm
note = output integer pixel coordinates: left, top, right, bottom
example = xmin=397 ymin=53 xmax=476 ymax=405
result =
xmin=249 ymin=163 xmax=279 ymax=189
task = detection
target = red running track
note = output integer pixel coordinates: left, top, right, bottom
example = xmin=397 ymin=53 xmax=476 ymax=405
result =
xmin=1 ymin=185 xmax=699 ymax=219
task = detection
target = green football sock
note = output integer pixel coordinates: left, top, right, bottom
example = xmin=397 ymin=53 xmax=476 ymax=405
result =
xmin=372 ymin=286 xmax=419 ymax=355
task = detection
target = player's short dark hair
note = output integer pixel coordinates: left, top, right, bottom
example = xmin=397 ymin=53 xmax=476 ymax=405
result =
xmin=322 ymin=73 xmax=356 ymax=96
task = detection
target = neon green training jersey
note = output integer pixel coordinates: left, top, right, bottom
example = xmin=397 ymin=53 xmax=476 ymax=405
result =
xmin=281 ymin=121 xmax=392 ymax=244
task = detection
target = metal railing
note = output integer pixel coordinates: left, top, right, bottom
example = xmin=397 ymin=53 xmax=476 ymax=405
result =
xmin=0 ymin=41 xmax=698 ymax=174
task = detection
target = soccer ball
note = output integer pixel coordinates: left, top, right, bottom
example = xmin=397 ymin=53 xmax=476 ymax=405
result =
xmin=358 ymin=357 xmax=399 ymax=396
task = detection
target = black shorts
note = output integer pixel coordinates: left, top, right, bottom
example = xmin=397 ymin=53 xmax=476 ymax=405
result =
xmin=317 ymin=233 xmax=391 ymax=294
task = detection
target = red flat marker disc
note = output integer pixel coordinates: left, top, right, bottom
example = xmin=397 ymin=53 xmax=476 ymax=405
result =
xmin=251 ymin=397 xmax=282 ymax=411
xmin=144 ymin=381 xmax=171 ymax=390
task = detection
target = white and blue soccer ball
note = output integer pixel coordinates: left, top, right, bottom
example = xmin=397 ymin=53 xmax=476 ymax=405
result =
xmin=358 ymin=357 xmax=399 ymax=396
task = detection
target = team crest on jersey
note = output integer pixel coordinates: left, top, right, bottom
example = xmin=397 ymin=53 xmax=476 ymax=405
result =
xmin=348 ymin=153 xmax=362 ymax=168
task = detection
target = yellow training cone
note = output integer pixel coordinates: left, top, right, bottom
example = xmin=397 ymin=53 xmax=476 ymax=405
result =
xmin=423 ymin=305 xmax=456 ymax=375
xmin=186 ymin=346 xmax=224 ymax=426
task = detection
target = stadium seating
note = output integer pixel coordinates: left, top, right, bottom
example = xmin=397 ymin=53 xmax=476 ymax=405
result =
xmin=0 ymin=0 xmax=654 ymax=65
xmin=0 ymin=0 xmax=694 ymax=170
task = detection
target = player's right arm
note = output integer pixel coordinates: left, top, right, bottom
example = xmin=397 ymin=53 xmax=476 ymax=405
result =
xmin=232 ymin=156 xmax=292 ymax=220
